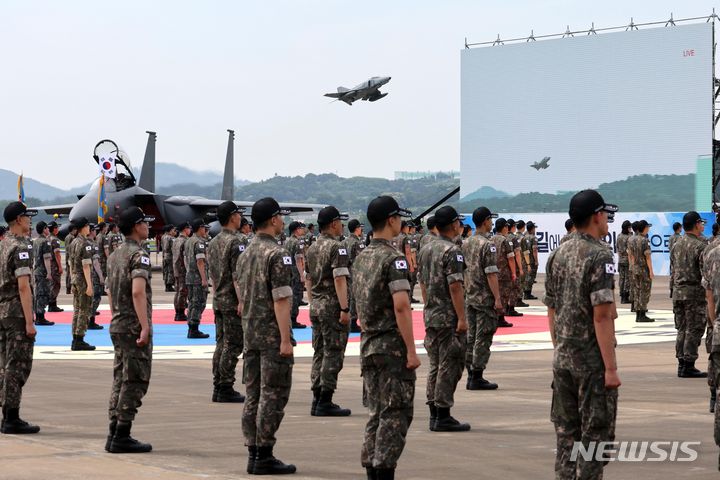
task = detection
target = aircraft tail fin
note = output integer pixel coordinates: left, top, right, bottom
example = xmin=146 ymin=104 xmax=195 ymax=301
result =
xmin=221 ymin=129 xmax=234 ymax=201
xmin=139 ymin=131 xmax=156 ymax=192
xmin=337 ymin=86 xmax=350 ymax=93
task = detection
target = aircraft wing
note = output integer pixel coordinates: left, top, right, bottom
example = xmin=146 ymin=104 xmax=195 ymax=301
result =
xmin=168 ymin=197 xmax=325 ymax=213
xmin=32 ymin=203 xmax=75 ymax=216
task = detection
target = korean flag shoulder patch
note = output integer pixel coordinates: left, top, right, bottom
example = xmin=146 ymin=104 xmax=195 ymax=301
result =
xmin=140 ymin=256 xmax=151 ymax=266
xmin=18 ymin=251 xmax=29 ymax=260
xmin=395 ymin=259 xmax=408 ymax=270
xmin=605 ymin=263 xmax=617 ymax=275
xmin=283 ymin=256 xmax=293 ymax=265
xmin=85 ymin=245 xmax=93 ymax=251
xmin=456 ymin=254 xmax=464 ymax=263
xmin=238 ymin=245 xmax=245 ymax=252
xmin=489 ymin=245 xmax=497 ymax=253
xmin=338 ymin=248 xmax=347 ymax=255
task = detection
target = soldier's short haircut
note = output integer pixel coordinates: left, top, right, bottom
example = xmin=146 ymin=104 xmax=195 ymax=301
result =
xmin=120 ymin=223 xmax=135 ymax=236
xmin=672 ymin=222 xmax=682 ymax=232
xmin=369 ymin=217 xmax=389 ymax=232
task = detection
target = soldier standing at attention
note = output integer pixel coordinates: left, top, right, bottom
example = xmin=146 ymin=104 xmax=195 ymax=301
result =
xmin=344 ymin=219 xmax=365 ymax=333
xmin=668 ymin=221 xmax=682 ymax=300
xmin=560 ymin=218 xmax=575 ymax=244
xmin=627 ymin=221 xmax=641 ymax=312
xmin=235 ymin=197 xmax=296 ymax=475
xmin=95 ymin=222 xmax=108 ymax=280
xmin=630 ymin=220 xmax=654 ymax=322
xmin=32 ymin=221 xmax=55 ymax=326
xmin=353 ymin=195 xmax=420 ymax=480
xmin=207 ymin=201 xmax=247 ymax=403
xmin=284 ymin=221 xmax=308 ymax=330
xmin=69 ymin=217 xmax=96 ymax=351
xmin=490 ymin=218 xmax=516 ymax=328
xmin=105 ymin=207 xmax=154 ymax=454
xmin=419 ymin=216 xmax=438 ymax=251
xmin=64 ymin=223 xmax=78 ymax=295
xmin=305 ymin=223 xmax=317 ymax=247
xmin=407 ymin=221 xmax=420 ymax=302
xmin=161 ymin=225 xmax=176 ymax=292
xmin=305 ymin=206 xmax=352 ymax=417
xmin=172 ymin=222 xmax=191 ymax=322
xmin=616 ymin=220 xmax=632 ymax=304
xmin=463 ymin=206 xmax=502 ymax=391
xmin=672 ymin=211 xmax=708 ymax=378
xmin=86 ymin=224 xmax=104 ymax=330
xmin=417 ymin=205 xmax=470 ymax=432
xmin=505 ymin=219 xmax=524 ymax=315
xmin=514 ymin=220 xmax=528 ymax=307
xmin=47 ymin=221 xmax=64 ymax=312
xmin=0 ymin=202 xmax=40 ymax=434
xmin=544 ymin=189 xmax=620 ymax=479
xmin=185 ymin=219 xmax=211 ymax=339
xmin=522 ymin=221 xmax=539 ymax=300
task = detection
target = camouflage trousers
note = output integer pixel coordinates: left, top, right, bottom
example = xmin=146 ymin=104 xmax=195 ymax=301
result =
xmin=0 ymin=317 xmax=34 ymax=409
xmin=424 ymin=327 xmax=466 ymax=408
xmin=673 ymin=299 xmax=707 ymax=362
xmin=631 ymin=271 xmax=651 ymax=311
xmin=65 ymin=263 xmax=71 ymax=294
xmin=707 ymin=327 xmax=715 ymax=389
xmin=524 ymin=264 xmax=538 ymax=293
xmin=108 ymin=333 xmax=152 ymax=423
xmin=409 ymin=271 xmax=418 ymax=300
xmin=186 ymin=284 xmax=208 ymax=327
xmin=50 ymin=270 xmax=61 ymax=303
xmin=310 ymin=315 xmax=349 ymax=391
xmin=551 ymin=368 xmax=618 ymax=480
xmin=511 ymin=269 xmax=522 ymax=303
xmin=498 ymin=274 xmax=513 ymax=309
xmin=347 ymin=275 xmax=357 ymax=323
xmin=71 ymin=284 xmax=92 ymax=336
xmin=212 ymin=310 xmax=244 ymax=388
xmin=711 ymin=353 xmax=720 ymax=446
xmin=618 ymin=262 xmax=629 ymax=299
xmin=33 ymin=275 xmax=50 ymax=316
xmin=91 ymin=280 xmax=103 ymax=319
xmin=174 ymin=275 xmax=188 ymax=312
xmin=291 ymin=273 xmax=302 ymax=323
xmin=242 ymin=348 xmax=293 ymax=447
xmin=361 ymin=354 xmax=415 ymax=470
xmin=162 ymin=259 xmax=173 ymax=287
xmin=465 ymin=306 xmax=498 ymax=371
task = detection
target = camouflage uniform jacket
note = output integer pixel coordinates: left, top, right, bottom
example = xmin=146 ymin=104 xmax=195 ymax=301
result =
xmin=64 ymin=233 xmax=75 ymax=265
xmin=668 ymin=233 xmax=682 ymax=255
xmin=96 ymin=232 xmax=107 ymax=267
xmin=70 ymin=234 xmax=94 ymax=289
xmin=544 ymin=232 xmax=615 ymax=372
xmin=417 ymin=235 xmax=465 ymax=328
xmin=107 ymin=232 xmax=123 ymax=254
xmin=616 ymin=232 xmax=630 ymax=266
xmin=184 ymin=235 xmax=208 ymax=285
xmin=629 ymin=234 xmax=651 ymax=273
xmin=305 ymin=232 xmax=350 ymax=318
xmin=91 ymin=237 xmax=102 ymax=283
xmin=702 ymin=245 xmax=720 ymax=350
xmin=520 ymin=232 xmax=537 ymax=268
xmin=353 ymin=238 xmax=411 ymax=358
xmin=235 ymin=232 xmax=294 ymax=350
xmin=49 ymin=234 xmax=61 ymax=273
xmin=419 ymin=232 xmax=437 ymax=251
xmin=172 ymin=233 xmax=189 ymax=278
xmin=0 ymin=233 xmax=33 ymax=318
xmin=344 ymin=233 xmax=365 ymax=271
xmin=702 ymin=235 xmax=720 ymax=266
xmin=107 ymin=238 xmax=153 ymax=335
xmin=161 ymin=233 xmax=174 ymax=262
xmin=490 ymin=233 xmax=514 ymax=283
xmin=207 ymin=229 xmax=243 ymax=311
xmin=32 ymin=235 xmax=52 ymax=277
xmin=284 ymin=235 xmax=305 ymax=272
xmin=671 ymin=232 xmax=706 ymax=301
xmin=462 ymin=233 xmax=499 ymax=309
xmin=392 ymin=233 xmax=408 ymax=254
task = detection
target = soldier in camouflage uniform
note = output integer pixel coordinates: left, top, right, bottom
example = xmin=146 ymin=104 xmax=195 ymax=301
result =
xmin=514 ymin=220 xmax=528 ymax=305
xmin=305 ymin=206 xmax=352 ymax=417
xmin=417 ymin=205 xmax=470 ymax=432
xmin=672 ymin=212 xmax=708 ymax=378
xmin=95 ymin=222 xmax=108 ymax=279
xmin=702 ymin=238 xmax=720 ymax=467
xmin=407 ymin=222 xmax=420 ymax=302
xmin=0 ymin=202 xmax=40 ymax=434
xmin=704 ymin=222 xmax=720 ymax=412
xmin=668 ymin=222 xmax=682 ymax=299
xmin=490 ymin=218 xmax=516 ymax=328
xmin=106 ymin=223 xmax=123 ymax=255
xmin=522 ymin=221 xmax=539 ymax=300
xmin=344 ymin=219 xmax=365 ymax=333
xmin=235 ymin=197 xmax=296 ymax=475
xmin=47 ymin=221 xmax=64 ymax=312
xmin=305 ymin=223 xmax=317 ymax=247
xmin=69 ymin=217 xmax=96 ymax=351
xmin=64 ymin=224 xmax=77 ymax=295
xmin=172 ymin=222 xmax=191 ymax=322
xmin=627 ymin=221 xmax=641 ymax=310
xmin=32 ymin=221 xmax=55 ymax=326
xmin=105 ymin=206 xmax=154 ymax=454
xmin=629 ymin=220 xmax=654 ymax=322
xmin=161 ymin=224 xmax=176 ymax=292
xmin=544 ymin=190 xmax=620 ymax=480
xmin=463 ymin=207 xmax=502 ymax=391
xmin=185 ymin=219 xmax=211 ymax=339
xmin=505 ymin=219 xmax=525 ymax=313
xmin=616 ymin=220 xmax=632 ymax=304
xmin=559 ymin=218 xmax=575 ymax=245
xmin=419 ymin=216 xmax=438 ymax=251
xmin=285 ymin=221 xmax=308 ymax=330
xmin=207 ymin=201 xmax=247 ymax=403
xmin=353 ymin=195 xmax=420 ymax=480
xmin=87 ymin=225 xmax=105 ymax=330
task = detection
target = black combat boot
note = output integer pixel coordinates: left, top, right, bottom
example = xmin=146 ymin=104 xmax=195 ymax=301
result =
xmin=48 ymin=302 xmax=64 ymax=312
xmin=428 ymin=403 xmax=437 ymax=431
xmin=350 ymin=319 xmax=362 ymax=333
xmin=174 ymin=310 xmax=186 ymax=322
xmin=310 ymin=387 xmax=321 ymax=416
xmin=247 ymin=445 xmax=258 ymax=474
xmin=105 ymin=420 xmax=117 ymax=451
xmin=620 ymin=294 xmax=630 ymax=304
xmin=187 ymin=325 xmax=210 ymax=339
xmin=468 ymin=370 xmax=499 ymax=390
xmin=524 ymin=290 xmax=538 ymax=300
xmin=314 ymin=389 xmax=351 ymax=417
xmin=252 ymin=446 xmax=296 ymax=475
xmin=497 ymin=316 xmax=514 ymax=328
xmin=376 ymin=468 xmax=395 ymax=480
xmin=213 ymin=385 xmax=245 ymax=403
xmin=516 ymin=299 xmax=529 ymax=307
xmin=34 ymin=312 xmax=55 ymax=326
xmin=87 ymin=316 xmax=104 ymax=330
xmin=366 ymin=466 xmax=378 ymax=480
xmin=433 ymin=407 xmax=471 ymax=432
xmin=291 ymin=320 xmax=307 ymax=329
xmin=677 ymin=359 xmax=685 ymax=377
xmin=465 ymin=367 xmax=473 ymax=390
xmin=0 ymin=407 xmax=40 ymax=434
xmin=71 ymin=335 xmax=96 ymax=351
xmin=680 ymin=361 xmax=708 ymax=378
xmin=711 ymin=388 xmax=717 ymax=413
xmin=635 ymin=311 xmax=654 ymax=323
xmin=506 ymin=308 xmax=523 ymax=317
xmin=165 ymin=284 xmax=175 ymax=292
xmin=108 ymin=422 xmax=152 ymax=453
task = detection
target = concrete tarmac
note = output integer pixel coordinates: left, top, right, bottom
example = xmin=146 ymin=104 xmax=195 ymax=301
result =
xmin=1 ymin=273 xmax=718 ymax=479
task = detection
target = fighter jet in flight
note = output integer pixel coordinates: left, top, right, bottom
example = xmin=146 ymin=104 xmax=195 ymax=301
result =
xmin=324 ymin=76 xmax=391 ymax=105
xmin=530 ymin=156 xmax=551 ymax=170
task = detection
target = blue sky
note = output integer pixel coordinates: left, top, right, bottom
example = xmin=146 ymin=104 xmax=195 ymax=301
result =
xmin=1 ymin=1 xmax=717 ymax=188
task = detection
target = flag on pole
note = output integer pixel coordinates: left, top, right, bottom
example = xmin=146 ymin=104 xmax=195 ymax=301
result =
xmin=17 ymin=173 xmax=24 ymax=203
xmin=99 ymin=154 xmax=117 ymax=178
xmin=97 ymin=174 xmax=108 ymax=223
